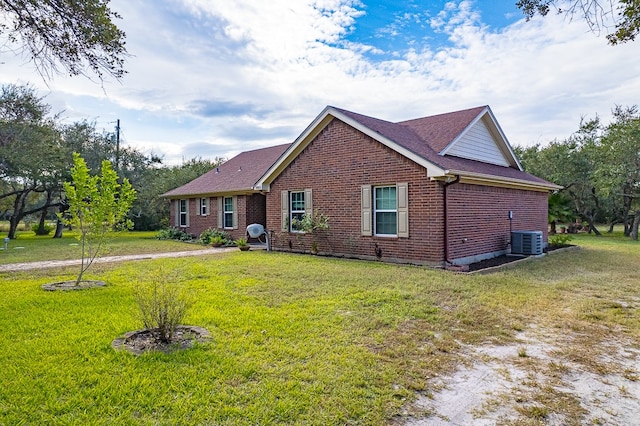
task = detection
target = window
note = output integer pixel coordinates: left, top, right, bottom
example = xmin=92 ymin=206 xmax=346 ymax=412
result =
xmin=200 ymin=198 xmax=208 ymax=216
xmin=374 ymin=186 xmax=397 ymax=236
xmin=179 ymin=199 xmax=188 ymax=227
xmin=361 ymin=183 xmax=408 ymax=238
xmin=290 ymin=191 xmax=305 ymax=232
xmin=281 ymin=189 xmax=312 ymax=232
xmin=217 ymin=196 xmax=237 ymax=229
xmin=223 ymin=196 xmax=233 ymax=228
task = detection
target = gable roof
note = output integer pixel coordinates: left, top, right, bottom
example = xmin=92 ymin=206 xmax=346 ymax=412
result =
xmin=162 ymin=143 xmax=291 ymax=198
xmin=256 ymin=106 xmax=561 ymax=192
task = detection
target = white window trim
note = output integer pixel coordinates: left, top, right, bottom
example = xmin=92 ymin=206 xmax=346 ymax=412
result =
xmin=362 ymin=183 xmax=408 ymax=238
xmin=289 ymin=191 xmax=305 ymax=233
xmin=200 ymin=198 xmax=208 ymax=216
xmin=374 ymin=186 xmax=398 ymax=237
xmin=178 ymin=199 xmax=189 ymax=228
xmin=223 ymin=196 xmax=234 ymax=229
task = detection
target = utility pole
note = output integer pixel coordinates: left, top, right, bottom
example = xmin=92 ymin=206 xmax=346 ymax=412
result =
xmin=115 ymin=119 xmax=120 ymax=169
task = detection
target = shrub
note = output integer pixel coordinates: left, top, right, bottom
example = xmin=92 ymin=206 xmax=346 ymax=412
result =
xmin=198 ymin=228 xmax=231 ymax=245
xmin=31 ymin=223 xmax=54 ymax=236
xmin=549 ymin=233 xmax=573 ymax=247
xmin=155 ymin=227 xmax=193 ymax=241
xmin=291 ymin=210 xmax=330 ymax=233
xmin=133 ymin=270 xmax=193 ymax=344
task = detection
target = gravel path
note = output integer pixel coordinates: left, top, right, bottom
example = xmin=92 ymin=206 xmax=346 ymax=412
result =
xmin=0 ymin=246 xmax=248 ymax=272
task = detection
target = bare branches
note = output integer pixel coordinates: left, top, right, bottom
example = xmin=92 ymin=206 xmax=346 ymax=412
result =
xmin=516 ymin=0 xmax=639 ymax=45
xmin=0 ymin=0 xmax=127 ymax=82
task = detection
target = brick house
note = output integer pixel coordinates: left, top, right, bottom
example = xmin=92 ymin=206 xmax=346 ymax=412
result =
xmin=162 ymin=143 xmax=290 ymax=240
xmin=254 ymin=105 xmax=561 ymax=267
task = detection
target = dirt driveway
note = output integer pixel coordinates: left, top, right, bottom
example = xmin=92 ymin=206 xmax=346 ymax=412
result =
xmin=400 ymin=324 xmax=640 ymax=425
xmin=0 ymin=246 xmax=240 ymax=273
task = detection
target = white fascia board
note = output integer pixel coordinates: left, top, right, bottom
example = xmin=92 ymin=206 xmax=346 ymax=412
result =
xmin=443 ymin=169 xmax=563 ymax=191
xmin=439 ymin=107 xmax=523 ymax=171
xmin=327 ymin=108 xmax=448 ymax=178
xmin=254 ymin=106 xmax=448 ymax=189
xmin=253 ymin=107 xmax=335 ymax=190
xmin=484 ymin=107 xmax=523 ymax=171
xmin=165 ymin=189 xmax=259 ymax=199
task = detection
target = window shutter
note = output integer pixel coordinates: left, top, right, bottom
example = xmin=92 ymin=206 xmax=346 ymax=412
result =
xmin=232 ymin=196 xmax=238 ymax=229
xmin=397 ymin=182 xmax=409 ymax=238
xmin=185 ymin=199 xmax=190 ymax=227
xmin=304 ymin=188 xmax=313 ymax=215
xmin=361 ymin=185 xmax=372 ymax=236
xmin=174 ymin=200 xmax=179 ymax=227
xmin=281 ymin=190 xmax=289 ymax=232
xmin=196 ymin=199 xmax=200 ymax=216
xmin=217 ymin=197 xmax=223 ymax=229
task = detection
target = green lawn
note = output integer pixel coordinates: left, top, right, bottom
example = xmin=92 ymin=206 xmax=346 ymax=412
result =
xmin=0 ymin=231 xmax=638 ymax=424
xmin=0 ymin=231 xmax=205 ymax=265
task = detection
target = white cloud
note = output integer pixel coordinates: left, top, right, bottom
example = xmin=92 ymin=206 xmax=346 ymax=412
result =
xmin=0 ymin=0 xmax=638 ymax=164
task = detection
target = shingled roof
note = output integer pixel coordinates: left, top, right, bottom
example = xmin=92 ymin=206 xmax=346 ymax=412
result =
xmin=163 ymin=143 xmax=291 ymax=198
xmin=256 ymin=105 xmax=561 ymax=192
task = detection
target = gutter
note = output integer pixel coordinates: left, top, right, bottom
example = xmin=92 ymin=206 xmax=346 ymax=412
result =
xmin=443 ymin=175 xmax=460 ymax=265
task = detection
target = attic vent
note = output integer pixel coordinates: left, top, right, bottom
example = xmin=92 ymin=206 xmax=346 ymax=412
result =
xmin=511 ymin=231 xmax=543 ymax=255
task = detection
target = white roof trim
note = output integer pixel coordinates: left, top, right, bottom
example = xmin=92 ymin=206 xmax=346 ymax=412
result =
xmin=441 ymin=169 xmax=563 ymax=191
xmin=254 ymin=106 xmax=449 ymax=189
xmin=439 ymin=107 xmax=523 ymax=171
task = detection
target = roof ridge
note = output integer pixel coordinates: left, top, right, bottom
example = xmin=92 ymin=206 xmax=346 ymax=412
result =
xmin=397 ymin=105 xmax=487 ymax=125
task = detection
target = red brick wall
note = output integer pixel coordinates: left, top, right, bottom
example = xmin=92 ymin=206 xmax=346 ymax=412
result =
xmin=169 ymin=198 xmax=216 ymax=238
xmin=266 ymin=118 xmax=549 ymax=266
xmin=246 ymin=194 xmax=267 ymax=228
xmin=445 ymin=184 xmax=549 ymax=263
xmin=168 ymin=194 xmax=268 ymax=240
xmin=266 ymin=119 xmax=446 ymax=265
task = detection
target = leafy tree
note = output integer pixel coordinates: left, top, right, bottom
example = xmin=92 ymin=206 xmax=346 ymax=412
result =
xmin=515 ymin=123 xmax=604 ymax=235
xmin=0 ymin=0 xmax=127 ymax=80
xmin=132 ymin=157 xmax=224 ymax=231
xmin=516 ymin=0 xmax=640 ymax=44
xmin=61 ymin=153 xmax=136 ymax=285
xmin=547 ymin=192 xmax=574 ymax=234
xmin=597 ymin=105 xmax=640 ymax=239
xmin=517 ymin=106 xmax=640 ymax=240
xmin=0 ymin=84 xmax=68 ymax=239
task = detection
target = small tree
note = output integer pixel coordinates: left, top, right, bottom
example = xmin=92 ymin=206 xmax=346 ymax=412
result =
xmin=291 ymin=210 xmax=330 ymax=233
xmin=133 ymin=269 xmax=193 ymax=344
xmin=291 ymin=210 xmax=330 ymax=253
xmin=60 ymin=153 xmax=136 ymax=285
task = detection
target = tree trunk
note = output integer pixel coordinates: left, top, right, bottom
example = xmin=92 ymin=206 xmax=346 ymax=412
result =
xmin=631 ymin=210 xmax=640 ymax=241
xmin=54 ymin=202 xmax=69 ymax=238
xmin=622 ymin=186 xmax=633 ymax=236
xmin=38 ymin=208 xmax=47 ymax=230
xmin=54 ymin=219 xmax=64 ymax=238
xmin=36 ymin=206 xmax=49 ymax=235
xmin=7 ymin=191 xmax=30 ymax=239
xmin=584 ymin=216 xmax=602 ymax=236
xmin=7 ymin=215 xmax=19 ymax=240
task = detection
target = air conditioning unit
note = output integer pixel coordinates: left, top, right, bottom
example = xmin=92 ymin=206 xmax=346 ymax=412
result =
xmin=511 ymin=231 xmax=543 ymax=255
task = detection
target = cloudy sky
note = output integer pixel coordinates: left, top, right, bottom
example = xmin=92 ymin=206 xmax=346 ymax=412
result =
xmin=1 ymin=0 xmax=639 ymax=165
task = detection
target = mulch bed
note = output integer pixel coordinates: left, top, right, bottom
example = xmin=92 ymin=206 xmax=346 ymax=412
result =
xmin=41 ymin=280 xmax=106 ymax=291
xmin=466 ymin=244 xmax=575 ymax=273
xmin=111 ymin=325 xmax=211 ymax=356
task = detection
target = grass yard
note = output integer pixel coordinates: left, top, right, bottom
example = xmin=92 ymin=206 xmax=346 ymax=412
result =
xmin=0 ymin=231 xmax=205 ymax=265
xmin=0 ymin=231 xmax=638 ymax=424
